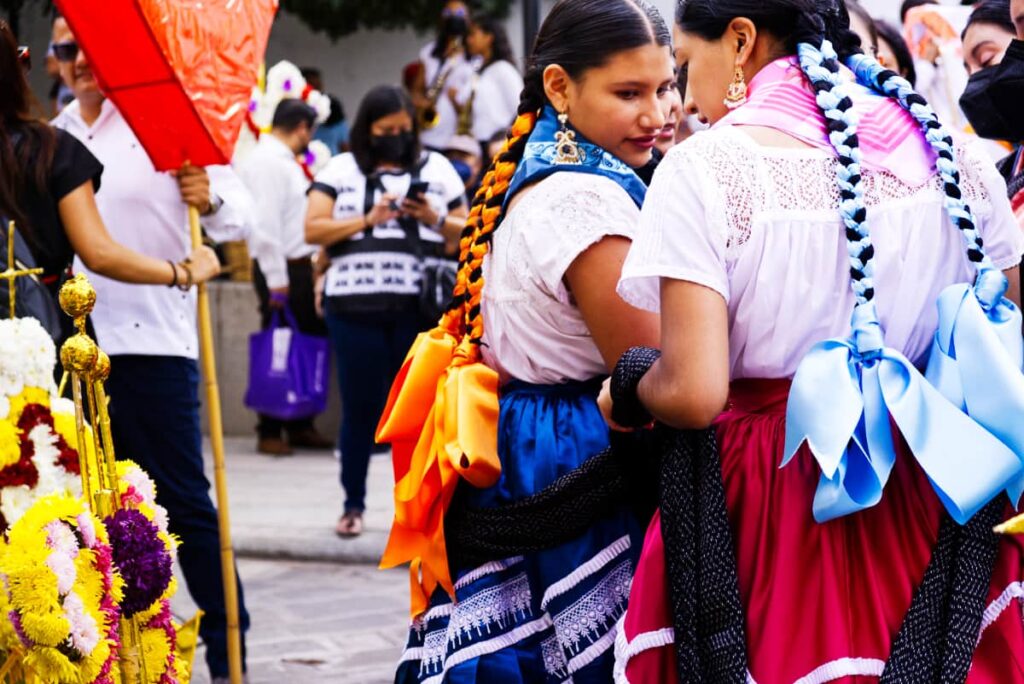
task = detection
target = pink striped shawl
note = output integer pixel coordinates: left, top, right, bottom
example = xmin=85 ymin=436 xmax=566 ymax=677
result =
xmin=714 ymin=57 xmax=937 ymax=186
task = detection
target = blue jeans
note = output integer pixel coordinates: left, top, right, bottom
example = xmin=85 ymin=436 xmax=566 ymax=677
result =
xmin=106 ymin=355 xmax=250 ymax=679
xmin=325 ymin=309 xmax=423 ymax=512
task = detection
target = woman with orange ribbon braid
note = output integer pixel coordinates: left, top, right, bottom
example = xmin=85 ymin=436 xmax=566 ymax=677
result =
xmin=378 ymin=0 xmax=675 ymax=681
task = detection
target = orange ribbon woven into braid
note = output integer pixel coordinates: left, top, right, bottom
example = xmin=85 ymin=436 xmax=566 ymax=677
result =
xmin=377 ymin=111 xmax=538 ymax=617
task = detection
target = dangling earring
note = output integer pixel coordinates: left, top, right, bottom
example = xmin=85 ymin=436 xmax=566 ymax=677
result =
xmin=554 ymin=111 xmax=584 ymax=165
xmin=723 ymin=65 xmax=748 ymax=110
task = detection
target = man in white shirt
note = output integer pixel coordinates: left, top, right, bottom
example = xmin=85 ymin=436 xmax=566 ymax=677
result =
xmin=51 ymin=16 xmax=251 ymax=683
xmin=237 ymin=100 xmax=332 ymax=456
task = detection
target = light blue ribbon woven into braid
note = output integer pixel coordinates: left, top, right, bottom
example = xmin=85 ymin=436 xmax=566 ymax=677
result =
xmin=781 ymin=41 xmax=1022 ymax=525
xmin=848 ymin=53 xmax=1024 ymax=505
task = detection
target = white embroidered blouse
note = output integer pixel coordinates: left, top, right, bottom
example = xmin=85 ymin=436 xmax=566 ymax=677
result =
xmin=618 ymin=126 xmax=1024 ymax=380
xmin=481 ymin=171 xmax=640 ymax=385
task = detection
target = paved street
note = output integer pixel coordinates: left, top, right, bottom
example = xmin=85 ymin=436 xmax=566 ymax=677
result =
xmin=167 ymin=438 xmax=410 ymax=683
xmin=172 ymin=559 xmax=409 ymax=683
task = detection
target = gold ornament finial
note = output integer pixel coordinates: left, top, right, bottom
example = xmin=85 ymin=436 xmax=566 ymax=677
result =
xmin=1 ymin=220 xmax=44 ymax=320
xmin=59 ymin=273 xmax=97 ymax=328
xmin=92 ymin=350 xmax=111 ymax=383
xmin=60 ymin=334 xmax=99 ymax=374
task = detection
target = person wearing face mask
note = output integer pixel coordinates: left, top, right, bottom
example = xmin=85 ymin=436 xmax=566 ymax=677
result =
xmin=305 ymin=85 xmax=468 ymax=538
xmin=411 ymin=1 xmax=476 ymax=153
xmin=237 ymin=99 xmax=335 ymax=457
xmin=442 ymin=133 xmax=483 ymax=197
xmin=960 ymin=0 xmax=1024 ymax=224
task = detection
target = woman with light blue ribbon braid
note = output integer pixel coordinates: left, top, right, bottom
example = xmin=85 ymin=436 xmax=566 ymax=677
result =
xmin=600 ymin=0 xmax=1024 ymax=681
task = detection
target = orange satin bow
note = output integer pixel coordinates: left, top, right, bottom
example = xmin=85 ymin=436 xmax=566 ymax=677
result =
xmin=376 ymin=329 xmax=501 ymax=617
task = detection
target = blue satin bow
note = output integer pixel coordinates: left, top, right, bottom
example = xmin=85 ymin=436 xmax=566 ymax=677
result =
xmin=784 ymin=301 xmax=1022 ymax=524
xmin=925 ymin=268 xmax=1024 ymax=504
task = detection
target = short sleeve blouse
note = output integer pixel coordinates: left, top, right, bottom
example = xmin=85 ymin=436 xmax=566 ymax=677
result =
xmin=618 ymin=126 xmax=1024 ymax=380
xmin=20 ymin=128 xmax=103 ymax=280
xmin=481 ymin=171 xmax=640 ymax=385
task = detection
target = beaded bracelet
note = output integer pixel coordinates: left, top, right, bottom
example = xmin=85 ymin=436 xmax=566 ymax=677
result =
xmin=166 ymin=260 xmax=179 ymax=288
xmin=176 ymin=261 xmax=193 ymax=292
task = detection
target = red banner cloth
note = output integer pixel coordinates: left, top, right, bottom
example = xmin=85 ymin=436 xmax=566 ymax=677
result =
xmin=56 ymin=0 xmax=277 ymax=170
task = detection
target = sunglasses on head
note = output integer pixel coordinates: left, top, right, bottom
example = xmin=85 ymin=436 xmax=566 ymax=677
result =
xmin=16 ymin=45 xmax=30 ymax=71
xmin=51 ymin=40 xmax=79 ymax=63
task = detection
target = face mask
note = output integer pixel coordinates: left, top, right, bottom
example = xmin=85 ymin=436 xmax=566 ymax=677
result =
xmin=449 ymin=157 xmax=474 ymax=184
xmin=960 ymin=40 xmax=1024 ymax=142
xmin=443 ymin=16 xmax=468 ymax=39
xmin=371 ymin=131 xmax=414 ymax=164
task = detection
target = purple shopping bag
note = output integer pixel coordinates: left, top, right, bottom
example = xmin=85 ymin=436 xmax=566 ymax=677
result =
xmin=244 ymin=307 xmax=329 ymax=421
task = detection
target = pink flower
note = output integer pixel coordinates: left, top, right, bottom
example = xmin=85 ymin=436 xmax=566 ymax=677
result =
xmin=63 ymin=592 xmax=100 ymax=655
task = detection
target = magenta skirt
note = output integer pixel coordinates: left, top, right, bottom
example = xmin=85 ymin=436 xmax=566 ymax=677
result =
xmin=616 ymin=379 xmax=1024 ymax=684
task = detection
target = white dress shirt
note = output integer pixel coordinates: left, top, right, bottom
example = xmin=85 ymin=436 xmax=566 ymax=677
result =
xmin=53 ymin=99 xmax=254 ymax=359
xmin=236 ymin=134 xmax=317 ymax=289
xmin=459 ymin=60 xmax=523 ymax=142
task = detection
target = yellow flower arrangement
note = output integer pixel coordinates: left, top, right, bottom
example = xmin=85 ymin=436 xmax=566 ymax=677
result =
xmin=0 ymin=493 xmax=123 ymax=683
xmin=0 ymin=420 xmax=19 ymax=471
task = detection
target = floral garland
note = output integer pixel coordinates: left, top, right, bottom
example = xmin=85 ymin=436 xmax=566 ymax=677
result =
xmin=113 ymin=461 xmax=186 ymax=684
xmin=0 ymin=493 xmax=123 ymax=683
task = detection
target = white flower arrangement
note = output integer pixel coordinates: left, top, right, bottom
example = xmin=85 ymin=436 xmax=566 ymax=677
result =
xmin=0 ymin=318 xmax=56 ymax=419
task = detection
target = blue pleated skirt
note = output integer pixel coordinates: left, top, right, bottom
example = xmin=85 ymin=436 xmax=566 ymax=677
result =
xmin=395 ymin=380 xmax=644 ymax=683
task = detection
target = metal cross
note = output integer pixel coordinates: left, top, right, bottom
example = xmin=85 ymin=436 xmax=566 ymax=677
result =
xmin=1 ymin=220 xmax=44 ymax=319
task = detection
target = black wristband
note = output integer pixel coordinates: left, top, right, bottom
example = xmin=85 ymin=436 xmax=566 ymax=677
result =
xmin=611 ymin=346 xmax=662 ymax=428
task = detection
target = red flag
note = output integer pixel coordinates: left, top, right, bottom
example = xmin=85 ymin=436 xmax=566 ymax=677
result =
xmin=56 ymin=0 xmax=277 ymax=170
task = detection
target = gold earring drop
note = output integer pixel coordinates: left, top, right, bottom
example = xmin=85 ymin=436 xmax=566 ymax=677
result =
xmin=554 ymin=111 xmax=584 ymax=165
xmin=724 ymin=65 xmax=748 ymax=110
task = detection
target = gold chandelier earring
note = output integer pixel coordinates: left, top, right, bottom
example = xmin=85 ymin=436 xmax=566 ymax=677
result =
xmin=554 ymin=111 xmax=584 ymax=165
xmin=724 ymin=65 xmax=748 ymax=110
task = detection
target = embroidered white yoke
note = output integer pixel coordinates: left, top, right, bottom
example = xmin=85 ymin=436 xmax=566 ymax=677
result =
xmin=481 ymin=171 xmax=640 ymax=385
xmin=619 ymin=126 xmax=1024 ymax=380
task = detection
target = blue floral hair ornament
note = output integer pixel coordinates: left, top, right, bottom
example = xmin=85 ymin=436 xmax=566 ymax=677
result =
xmin=782 ymin=41 xmax=1023 ymax=526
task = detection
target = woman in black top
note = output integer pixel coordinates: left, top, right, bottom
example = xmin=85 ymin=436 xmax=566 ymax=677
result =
xmin=0 ymin=21 xmax=220 ymax=304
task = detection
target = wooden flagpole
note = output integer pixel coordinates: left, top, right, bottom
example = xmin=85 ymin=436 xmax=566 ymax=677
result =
xmin=188 ymin=206 xmax=243 ymax=684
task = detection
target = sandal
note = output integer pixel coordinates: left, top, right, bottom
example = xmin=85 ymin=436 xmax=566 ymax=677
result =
xmin=334 ymin=511 xmax=363 ymax=538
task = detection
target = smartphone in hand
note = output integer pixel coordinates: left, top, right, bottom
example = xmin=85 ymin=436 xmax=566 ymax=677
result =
xmin=406 ymin=181 xmax=430 ymax=201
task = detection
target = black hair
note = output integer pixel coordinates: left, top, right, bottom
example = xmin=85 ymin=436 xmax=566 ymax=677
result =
xmin=472 ymin=14 xmax=517 ymax=69
xmin=349 ymin=85 xmax=421 ymax=175
xmin=675 ymin=0 xmax=862 ymax=60
xmin=875 ymin=19 xmax=917 ymax=85
xmin=300 ymin=67 xmax=322 ymax=84
xmin=964 ymin=0 xmax=1015 ymax=37
xmin=520 ymin=0 xmax=671 ymax=117
xmin=0 ymin=20 xmax=56 ymax=235
xmin=325 ymin=95 xmax=345 ymax=126
xmin=450 ymin=0 xmax=673 ymax=338
xmin=271 ymin=99 xmax=317 ymax=132
xmin=845 ymin=0 xmax=879 ymax=54
xmin=900 ymin=0 xmax=936 ymax=24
